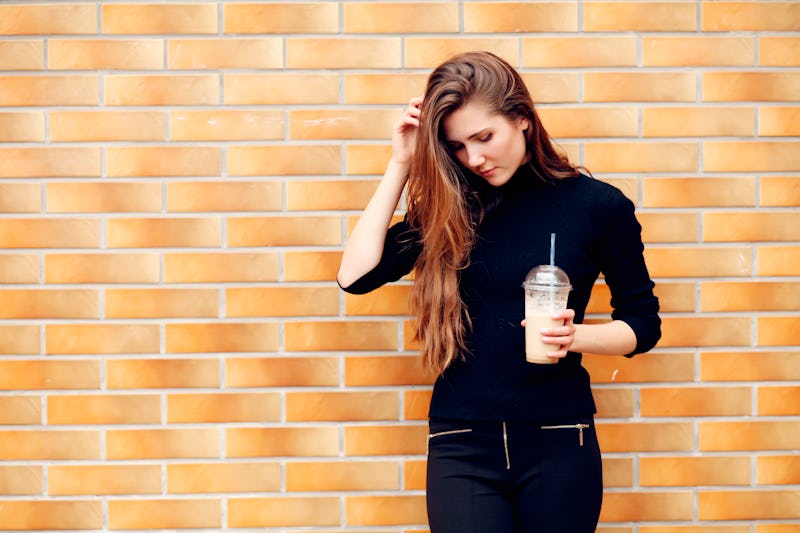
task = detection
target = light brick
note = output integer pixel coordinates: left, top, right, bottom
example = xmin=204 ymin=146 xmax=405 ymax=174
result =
xmin=346 ymin=144 xmax=394 ymax=175
xmin=291 ymin=109 xmax=396 ymax=140
xmin=287 ymin=179 xmax=379 ymax=211
xmin=48 ymin=465 xmax=160 ymax=495
xmin=700 ymin=421 xmax=800 ymax=451
xmin=168 ymin=38 xmax=281 ymax=69
xmin=760 ymin=107 xmax=800 ymax=137
xmin=227 ymin=427 xmax=339 ymax=457
xmin=660 ymin=317 xmax=751 ymax=348
xmin=758 ymin=246 xmax=800 ymax=275
xmin=0 ymin=4 xmax=96 ymax=35
xmin=704 ymin=72 xmax=800 ymax=102
xmin=286 ymin=391 xmax=399 ymax=422
xmin=640 ymin=526 xmax=751 ymax=533
xmin=642 ymin=177 xmax=756 ymax=207
xmin=643 ymin=37 xmax=755 ymax=66
xmin=589 ymin=282 xmax=695 ymax=314
xmin=0 ymin=112 xmax=44 ymax=141
xmin=228 ymin=497 xmax=340 ymax=528
xmin=641 ymin=387 xmax=751 ymax=417
xmin=345 ymin=74 xmax=429 ymax=104
xmin=599 ymin=492 xmax=693 ymax=522
xmin=106 ymin=146 xmax=221 ymax=177
xmin=287 ymin=461 xmax=400 ymax=491
xmin=703 ymin=211 xmax=800 ymax=241
xmin=345 ymin=425 xmax=428 ymax=456
xmin=0 ymin=360 xmax=98 ymax=390
xmin=758 ymin=455 xmax=800 ymax=484
xmin=523 ymin=37 xmax=636 ymax=67
xmin=0 ymin=40 xmax=42 ymax=69
xmin=345 ymin=2 xmax=458 ymax=33
xmin=0 ymin=183 xmax=40 ymax=213
xmin=464 ymin=3 xmax=577 ymax=32
xmin=594 ymin=388 xmax=634 ymax=418
xmin=226 ymin=357 xmax=339 ymax=387
xmin=405 ymin=38 xmax=518 ymax=69
xmin=699 ymin=490 xmax=800 ymax=520
xmin=227 ymin=287 xmax=338 ymax=317
xmin=107 ymin=429 xmax=219 ymax=459
xmin=0 ymin=289 xmax=97 ymax=319
xmin=702 ymin=282 xmax=800 ymax=312
xmin=46 ymin=324 xmax=159 ymax=355
xmin=0 ymin=397 xmax=40 ymax=425
xmin=0 ymin=501 xmax=102 ymax=530
xmin=102 ymin=3 xmax=217 ymax=34
xmin=165 ymin=323 xmax=278 ymax=354
xmin=106 ymin=288 xmax=218 ymax=318
xmin=759 ymin=386 xmax=800 ymax=416
xmin=107 ymin=358 xmax=220 ymax=389
xmin=702 ymin=351 xmax=800 ymax=382
xmin=227 ymin=145 xmax=340 ymax=176
xmin=584 ymin=142 xmax=698 ymax=172
xmin=0 ymin=255 xmax=39 ymax=284
xmin=759 ymin=316 xmax=800 ymax=346
xmin=223 ymin=2 xmax=338 ymax=33
xmin=164 ymin=252 xmax=278 ymax=283
xmin=47 ymin=182 xmax=161 ymax=213
xmin=643 ymin=107 xmax=754 ymax=137
xmin=228 ymin=216 xmax=340 ymax=247
xmin=597 ymin=423 xmax=693 ymax=452
xmin=0 ymin=466 xmax=42 ymax=495
xmin=523 ymin=73 xmax=581 ymax=103
xmin=285 ymin=321 xmax=398 ymax=351
xmin=169 ymin=110 xmax=283 ymax=141
xmin=345 ymin=285 xmax=411 ymax=316
xmin=105 ymin=74 xmax=219 ymax=106
xmin=288 ymin=38 xmax=401 ymax=68
xmin=0 ymin=75 xmax=98 ymax=106
xmin=108 ymin=499 xmax=221 ymax=529
xmin=48 ymin=39 xmax=163 ymax=69
xmin=225 ymin=74 xmax=339 ymax=105
xmin=761 ymin=37 xmax=800 ymax=67
xmin=584 ymin=2 xmax=696 ymax=31
xmin=46 ymin=253 xmax=159 ymax=284
xmin=539 ymin=107 xmax=637 ymax=138
xmin=0 ymin=147 xmax=100 ymax=178
xmin=168 ymin=393 xmax=281 ymax=423
xmin=168 ymin=462 xmax=281 ymax=493
xmin=0 ymin=431 xmax=100 ymax=460
xmin=645 ymin=247 xmax=750 ymax=277
xmin=48 ymin=394 xmax=161 ymax=425
xmin=585 ymin=72 xmax=696 ymax=102
xmin=703 ymin=2 xmax=800 ymax=31
xmin=107 ymin=218 xmax=221 ymax=248
xmin=50 ymin=111 xmax=164 ymax=142
xmin=347 ymin=495 xmax=427 ymax=526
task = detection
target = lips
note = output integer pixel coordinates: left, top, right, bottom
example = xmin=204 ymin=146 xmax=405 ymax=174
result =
xmin=480 ymin=167 xmax=496 ymax=177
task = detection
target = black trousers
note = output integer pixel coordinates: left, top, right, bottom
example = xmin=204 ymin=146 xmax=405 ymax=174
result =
xmin=426 ymin=416 xmax=603 ymax=533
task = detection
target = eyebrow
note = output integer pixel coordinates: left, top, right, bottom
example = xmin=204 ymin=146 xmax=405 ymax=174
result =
xmin=445 ymin=128 xmax=491 ymax=144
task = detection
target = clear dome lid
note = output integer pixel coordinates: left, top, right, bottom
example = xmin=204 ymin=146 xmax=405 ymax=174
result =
xmin=522 ymin=265 xmax=571 ymax=289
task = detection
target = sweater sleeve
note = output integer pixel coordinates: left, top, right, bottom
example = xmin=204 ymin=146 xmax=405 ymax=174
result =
xmin=337 ymin=217 xmax=422 ymax=295
xmin=598 ymin=188 xmax=661 ymax=356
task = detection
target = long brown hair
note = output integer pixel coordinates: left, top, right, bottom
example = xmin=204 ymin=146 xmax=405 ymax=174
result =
xmin=406 ymin=51 xmax=580 ymax=375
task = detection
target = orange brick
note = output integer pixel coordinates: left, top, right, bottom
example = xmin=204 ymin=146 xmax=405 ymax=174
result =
xmin=228 ymin=497 xmax=340 ymax=527
xmin=0 ymin=40 xmax=42 ymax=69
xmin=227 ymin=145 xmax=340 ymax=176
xmin=48 ymin=39 xmax=163 ymax=69
xmin=285 ymin=321 xmax=398 ymax=351
xmin=405 ymin=37 xmax=518 ymax=69
xmin=643 ymin=36 xmax=755 ymax=66
xmin=169 ymin=110 xmax=283 ymax=141
xmin=699 ymin=490 xmax=800 ymax=520
xmin=702 ymin=282 xmax=800 ymax=312
xmin=0 ymin=501 xmax=101 ymax=530
xmin=109 ymin=499 xmax=221 ymax=529
xmin=168 ymin=393 xmax=281 ymax=423
xmin=107 ymin=218 xmax=221 ymax=248
xmin=345 ymin=73 xmax=429 ymax=104
xmin=759 ymin=246 xmax=800 ymax=275
xmin=760 ymin=316 xmax=800 ymax=346
xmin=703 ymin=2 xmax=800 ymax=31
xmin=0 ymin=255 xmax=39 ymax=284
xmin=223 ymin=2 xmax=338 ymax=33
xmin=761 ymin=37 xmax=800 ymax=67
xmin=645 ymin=247 xmax=750 ymax=277
xmin=284 ymin=251 xmax=342 ymax=281
xmin=404 ymin=389 xmax=433 ymax=420
xmin=758 ymin=455 xmax=800 ymax=484
xmin=538 ymin=107 xmax=638 ymax=138
xmin=48 ymin=394 xmax=160 ymax=425
xmin=702 ymin=351 xmax=800 ymax=382
xmin=47 ymin=181 xmax=161 ymax=213
xmin=404 ymin=459 xmax=426 ymax=490
xmin=643 ymin=107 xmax=754 ymax=137
xmin=585 ymin=142 xmax=698 ymax=172
xmin=346 ymin=144 xmax=393 ymax=174
xmin=164 ymin=252 xmax=278 ymax=283
xmin=227 ymin=287 xmax=338 ymax=317
xmin=704 ymin=72 xmax=800 ymax=102
xmin=165 ymin=323 xmax=278 ymax=353
xmin=345 ymin=2 xmax=457 ymax=33
xmin=0 ymin=183 xmax=40 ymax=213
xmin=760 ymin=107 xmax=800 ymax=137
xmin=46 ymin=253 xmax=159 ymax=284
xmin=759 ymin=386 xmax=800 ymax=416
xmin=0 ymin=4 xmax=97 ymax=35
xmin=46 ymin=324 xmax=159 ymax=355
xmin=290 ymin=109 xmax=395 ymax=140
xmin=701 ymin=421 xmax=800 ymax=451
xmin=345 ymin=285 xmax=411 ymax=316
xmin=106 ymin=288 xmax=218 ymax=319
xmin=102 ymin=3 xmax=217 ymax=34
xmin=599 ymin=492 xmax=693 ymax=522
xmin=0 ymin=466 xmax=42 ymax=495
xmin=168 ymin=462 xmax=280 ymax=493
xmin=50 ymin=111 xmax=164 ymax=142
xmin=0 ymin=112 xmax=44 ymax=141
xmin=107 ymin=429 xmax=219 ymax=459
xmin=464 ymin=3 xmax=577 ymax=32
xmin=288 ymin=179 xmax=380 ymax=211
xmin=227 ymin=427 xmax=339 ymax=457
xmin=640 ymin=527 xmax=751 ymax=533
xmin=287 ymin=461 xmax=399 ymax=491
xmin=49 ymin=465 xmax=160 ymax=495
xmin=347 ymin=495 xmax=427 ymax=526
xmin=642 ymin=177 xmax=755 ymax=207
xmin=584 ymin=2 xmax=696 ymax=31
xmin=0 ymin=360 xmax=98 ymax=390
xmin=603 ymin=457 xmax=633 ymax=488
xmin=228 ymin=216 xmax=340 ymax=246
xmin=225 ymin=73 xmax=339 ymax=105
xmin=703 ymin=211 xmax=800 ymax=241
xmin=107 ymin=358 xmax=219 ymax=389
xmin=590 ymin=282 xmax=695 ymax=314
xmin=105 ymin=74 xmax=219 ymax=106
xmin=523 ymin=73 xmax=581 ymax=103
xmin=641 ymin=386 xmax=751 ymax=417
xmin=346 ymin=355 xmax=434 ymax=386
xmin=106 ymin=146 xmax=221 ymax=177
xmin=168 ymin=38 xmax=281 ymax=69
xmin=660 ymin=317 xmax=751 ymax=348
xmin=598 ymin=423 xmax=693 ymax=453
xmin=0 ymin=75 xmax=98 ymax=106
xmin=0 ymin=431 xmax=100 ymax=460
xmin=345 ymin=425 xmax=428 ymax=456
xmin=287 ymin=391 xmax=399 ymax=422
xmin=585 ymin=72 xmax=696 ymax=102
xmin=0 ymin=147 xmax=100 ymax=178
xmin=594 ymin=388 xmax=634 ymax=418
xmin=226 ymin=357 xmax=339 ymax=387
xmin=0 ymin=289 xmax=97 ymax=319
xmin=0 ymin=397 xmax=40 ymax=425
xmin=288 ymin=38 xmax=401 ymax=68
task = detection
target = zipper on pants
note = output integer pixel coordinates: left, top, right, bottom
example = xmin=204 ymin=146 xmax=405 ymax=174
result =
xmin=540 ymin=423 xmax=590 ymax=446
xmin=502 ymin=421 xmax=511 ymax=470
xmin=426 ymin=428 xmax=472 ymax=454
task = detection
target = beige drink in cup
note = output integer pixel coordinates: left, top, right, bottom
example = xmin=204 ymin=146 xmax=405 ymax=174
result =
xmin=522 ymin=265 xmax=571 ymax=364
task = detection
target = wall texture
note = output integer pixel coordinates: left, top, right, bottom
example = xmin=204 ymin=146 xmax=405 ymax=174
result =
xmin=0 ymin=1 xmax=798 ymax=531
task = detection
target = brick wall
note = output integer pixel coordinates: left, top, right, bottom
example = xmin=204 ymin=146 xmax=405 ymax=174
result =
xmin=0 ymin=1 xmax=798 ymax=531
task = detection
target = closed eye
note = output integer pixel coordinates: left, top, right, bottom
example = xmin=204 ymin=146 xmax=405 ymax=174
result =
xmin=479 ymin=133 xmax=493 ymax=142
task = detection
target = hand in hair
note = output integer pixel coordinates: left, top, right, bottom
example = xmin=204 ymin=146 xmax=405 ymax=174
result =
xmin=392 ymin=96 xmax=423 ymax=166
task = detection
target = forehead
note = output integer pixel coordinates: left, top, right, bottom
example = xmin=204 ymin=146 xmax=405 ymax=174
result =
xmin=442 ymin=101 xmax=502 ymax=141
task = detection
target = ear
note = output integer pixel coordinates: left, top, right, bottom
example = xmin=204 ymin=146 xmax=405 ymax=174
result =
xmin=518 ymin=116 xmax=530 ymax=132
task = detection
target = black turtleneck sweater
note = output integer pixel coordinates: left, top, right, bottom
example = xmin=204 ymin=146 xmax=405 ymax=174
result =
xmin=340 ymin=165 xmax=661 ymax=422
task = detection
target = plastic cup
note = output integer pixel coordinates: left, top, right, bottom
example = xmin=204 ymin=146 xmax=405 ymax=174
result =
xmin=522 ymin=265 xmax=572 ymax=364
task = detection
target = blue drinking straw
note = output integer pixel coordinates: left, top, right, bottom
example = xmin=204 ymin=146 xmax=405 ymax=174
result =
xmin=550 ymin=233 xmax=555 ymax=268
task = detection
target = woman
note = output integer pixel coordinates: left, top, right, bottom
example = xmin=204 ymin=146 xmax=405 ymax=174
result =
xmin=338 ymin=51 xmax=660 ymax=533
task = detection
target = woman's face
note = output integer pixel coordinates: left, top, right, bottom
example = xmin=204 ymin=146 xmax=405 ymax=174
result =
xmin=442 ymin=100 xmax=529 ymax=188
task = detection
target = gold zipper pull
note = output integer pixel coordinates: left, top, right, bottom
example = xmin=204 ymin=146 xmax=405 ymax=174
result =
xmin=579 ymin=425 xmax=584 ymax=447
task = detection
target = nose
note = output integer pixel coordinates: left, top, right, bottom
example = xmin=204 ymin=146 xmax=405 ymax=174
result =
xmin=466 ymin=147 xmax=485 ymax=169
